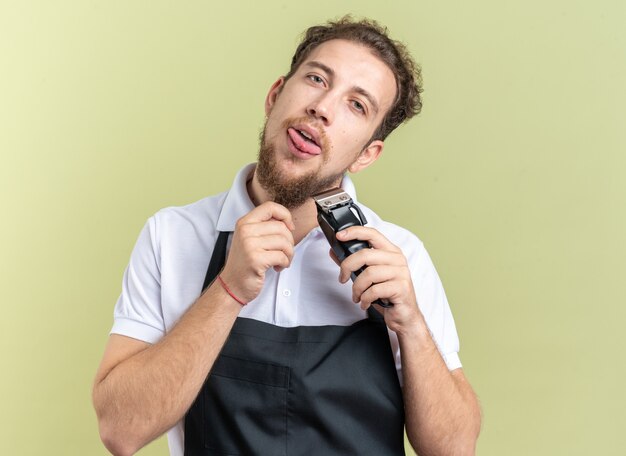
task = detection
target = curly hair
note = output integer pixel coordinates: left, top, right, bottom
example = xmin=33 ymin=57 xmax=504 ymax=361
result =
xmin=285 ymin=16 xmax=423 ymax=142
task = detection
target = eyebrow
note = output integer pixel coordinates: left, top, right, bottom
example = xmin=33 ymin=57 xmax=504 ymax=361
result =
xmin=304 ymin=61 xmax=380 ymax=115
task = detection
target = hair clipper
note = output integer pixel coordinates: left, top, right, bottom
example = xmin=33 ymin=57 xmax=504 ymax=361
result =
xmin=312 ymin=188 xmax=392 ymax=308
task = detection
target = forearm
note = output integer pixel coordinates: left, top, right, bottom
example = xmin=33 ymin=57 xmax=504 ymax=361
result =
xmin=93 ymin=284 xmax=241 ymax=455
xmin=399 ymin=319 xmax=481 ymax=456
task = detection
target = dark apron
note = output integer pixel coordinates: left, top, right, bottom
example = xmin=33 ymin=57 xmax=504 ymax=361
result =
xmin=184 ymin=231 xmax=405 ymax=455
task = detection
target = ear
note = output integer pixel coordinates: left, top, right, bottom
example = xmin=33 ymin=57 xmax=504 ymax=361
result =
xmin=348 ymin=140 xmax=384 ymax=174
xmin=265 ymin=77 xmax=286 ymax=115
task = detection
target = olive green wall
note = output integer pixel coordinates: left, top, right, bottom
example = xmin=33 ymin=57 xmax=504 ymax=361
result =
xmin=1 ymin=1 xmax=624 ymax=455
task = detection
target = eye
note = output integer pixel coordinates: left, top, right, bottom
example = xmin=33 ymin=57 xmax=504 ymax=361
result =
xmin=352 ymin=100 xmax=366 ymax=114
xmin=307 ymin=74 xmax=325 ymax=85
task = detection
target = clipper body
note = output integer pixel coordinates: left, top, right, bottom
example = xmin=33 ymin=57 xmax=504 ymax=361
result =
xmin=313 ymin=188 xmax=392 ymax=308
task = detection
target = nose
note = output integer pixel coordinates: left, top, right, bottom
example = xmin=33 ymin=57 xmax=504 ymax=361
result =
xmin=306 ymin=94 xmax=335 ymax=125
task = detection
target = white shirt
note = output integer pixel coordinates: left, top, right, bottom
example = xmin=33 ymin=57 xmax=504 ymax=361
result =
xmin=111 ymin=163 xmax=461 ymax=456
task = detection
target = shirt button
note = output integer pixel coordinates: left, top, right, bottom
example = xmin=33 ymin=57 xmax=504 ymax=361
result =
xmin=282 ymin=289 xmax=291 ymax=297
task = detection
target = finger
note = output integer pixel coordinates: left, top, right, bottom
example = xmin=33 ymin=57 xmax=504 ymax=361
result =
xmin=244 ymin=220 xmax=296 ymax=237
xmin=258 ymin=234 xmax=294 ymax=262
xmin=359 ymin=282 xmax=395 ymax=308
xmin=336 ymin=226 xmax=399 ymax=251
xmin=351 ymin=265 xmax=402 ymax=302
xmin=361 ymin=278 xmax=417 ymax=309
xmin=238 ymin=220 xmax=295 ymax=246
xmin=264 ymin=251 xmax=291 ymax=270
xmin=245 ymin=201 xmax=295 ymax=230
xmin=339 ymin=249 xmax=405 ymax=283
xmin=358 ymin=299 xmax=392 ymax=312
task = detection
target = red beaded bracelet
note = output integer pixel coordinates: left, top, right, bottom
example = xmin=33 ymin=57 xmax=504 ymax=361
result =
xmin=217 ymin=275 xmax=247 ymax=306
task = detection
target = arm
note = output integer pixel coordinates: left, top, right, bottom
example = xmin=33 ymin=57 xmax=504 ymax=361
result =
xmin=93 ymin=286 xmax=242 ymax=456
xmin=335 ymin=227 xmax=481 ymax=455
xmin=397 ymin=320 xmax=481 ymax=455
xmin=93 ymin=202 xmax=295 ymax=456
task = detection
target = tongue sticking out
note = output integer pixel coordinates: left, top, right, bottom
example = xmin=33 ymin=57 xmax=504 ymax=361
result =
xmin=288 ymin=128 xmax=322 ymax=155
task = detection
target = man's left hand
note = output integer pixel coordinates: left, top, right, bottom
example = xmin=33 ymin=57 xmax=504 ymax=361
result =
xmin=331 ymin=226 xmax=423 ymax=335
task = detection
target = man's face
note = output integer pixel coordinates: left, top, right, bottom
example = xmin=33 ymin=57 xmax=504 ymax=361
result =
xmin=256 ymin=39 xmax=397 ymax=209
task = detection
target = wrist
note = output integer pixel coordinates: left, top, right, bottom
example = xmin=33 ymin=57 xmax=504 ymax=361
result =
xmin=393 ymin=311 xmax=431 ymax=341
xmin=197 ymin=280 xmax=244 ymax=317
xmin=217 ymin=275 xmax=247 ymax=306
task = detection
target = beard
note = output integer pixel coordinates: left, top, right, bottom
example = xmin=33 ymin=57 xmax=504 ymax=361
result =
xmin=256 ymin=117 xmax=349 ymax=209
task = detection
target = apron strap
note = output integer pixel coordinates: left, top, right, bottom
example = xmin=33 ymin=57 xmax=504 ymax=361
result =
xmin=201 ymin=231 xmax=230 ymax=292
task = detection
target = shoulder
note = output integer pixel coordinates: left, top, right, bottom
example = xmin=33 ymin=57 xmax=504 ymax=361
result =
xmin=150 ymin=191 xmax=228 ymax=236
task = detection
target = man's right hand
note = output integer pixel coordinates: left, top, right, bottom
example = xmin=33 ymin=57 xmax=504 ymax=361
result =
xmin=220 ymin=202 xmax=295 ymax=303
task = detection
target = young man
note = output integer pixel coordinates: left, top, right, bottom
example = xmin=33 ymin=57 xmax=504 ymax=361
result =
xmin=93 ymin=18 xmax=481 ymax=456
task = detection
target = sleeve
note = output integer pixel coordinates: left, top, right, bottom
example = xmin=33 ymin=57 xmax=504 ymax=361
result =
xmin=110 ymin=216 xmax=165 ymax=344
xmin=410 ymin=242 xmax=462 ymax=371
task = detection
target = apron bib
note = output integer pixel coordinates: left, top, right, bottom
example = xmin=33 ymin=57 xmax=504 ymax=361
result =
xmin=184 ymin=231 xmax=405 ymax=455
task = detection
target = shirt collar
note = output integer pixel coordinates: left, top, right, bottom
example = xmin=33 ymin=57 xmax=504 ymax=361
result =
xmin=216 ymin=163 xmax=359 ymax=232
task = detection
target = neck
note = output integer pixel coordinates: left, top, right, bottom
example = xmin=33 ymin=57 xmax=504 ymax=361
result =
xmin=247 ymin=169 xmax=330 ymax=245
